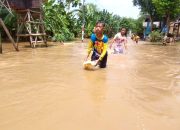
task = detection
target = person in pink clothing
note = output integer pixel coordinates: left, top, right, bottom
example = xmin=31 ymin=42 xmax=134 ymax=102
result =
xmin=110 ymin=28 xmax=128 ymax=54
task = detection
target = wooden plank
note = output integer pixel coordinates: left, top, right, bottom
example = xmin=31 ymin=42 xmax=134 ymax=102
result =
xmin=15 ymin=8 xmax=48 ymax=48
xmin=17 ymin=33 xmax=47 ymax=36
xmin=30 ymin=10 xmax=41 ymax=14
xmin=16 ymin=9 xmax=41 ymax=14
xmin=0 ymin=18 xmax=19 ymax=51
xmin=31 ymin=40 xmax=44 ymax=43
xmin=17 ymin=21 xmax=43 ymax=24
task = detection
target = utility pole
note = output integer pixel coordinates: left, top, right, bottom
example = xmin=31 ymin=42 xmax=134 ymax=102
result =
xmin=81 ymin=0 xmax=85 ymax=42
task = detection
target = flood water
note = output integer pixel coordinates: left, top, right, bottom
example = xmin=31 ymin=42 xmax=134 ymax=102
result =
xmin=0 ymin=40 xmax=180 ymax=130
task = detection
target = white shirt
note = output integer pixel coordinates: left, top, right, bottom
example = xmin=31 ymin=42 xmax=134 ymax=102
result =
xmin=113 ymin=33 xmax=127 ymax=45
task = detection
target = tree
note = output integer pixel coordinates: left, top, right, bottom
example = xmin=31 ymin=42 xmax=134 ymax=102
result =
xmin=78 ymin=3 xmax=100 ymax=37
xmin=78 ymin=3 xmax=143 ymax=38
xmin=1 ymin=0 xmax=145 ymax=42
xmin=152 ymin=0 xmax=180 ymax=29
xmin=43 ymin=0 xmax=75 ymax=41
xmin=98 ymin=9 xmax=115 ymax=37
xmin=58 ymin=0 xmax=81 ymax=11
xmin=133 ymin=0 xmax=157 ymax=31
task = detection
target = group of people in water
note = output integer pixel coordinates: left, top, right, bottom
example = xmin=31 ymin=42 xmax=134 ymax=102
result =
xmin=83 ymin=21 xmax=175 ymax=70
xmin=84 ymin=21 xmax=139 ymax=69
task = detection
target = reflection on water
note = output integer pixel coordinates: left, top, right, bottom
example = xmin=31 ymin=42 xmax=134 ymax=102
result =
xmin=0 ymin=41 xmax=180 ymax=130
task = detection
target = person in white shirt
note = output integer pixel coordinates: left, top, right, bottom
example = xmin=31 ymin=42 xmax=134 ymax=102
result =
xmin=110 ymin=28 xmax=128 ymax=54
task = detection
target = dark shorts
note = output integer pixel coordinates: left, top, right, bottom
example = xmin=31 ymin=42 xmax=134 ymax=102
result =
xmin=91 ymin=51 xmax=108 ymax=68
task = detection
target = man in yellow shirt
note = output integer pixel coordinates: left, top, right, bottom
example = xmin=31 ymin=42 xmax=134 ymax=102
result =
xmin=85 ymin=21 xmax=108 ymax=68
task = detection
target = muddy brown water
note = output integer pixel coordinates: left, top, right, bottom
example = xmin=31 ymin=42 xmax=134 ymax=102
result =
xmin=0 ymin=40 xmax=180 ymax=130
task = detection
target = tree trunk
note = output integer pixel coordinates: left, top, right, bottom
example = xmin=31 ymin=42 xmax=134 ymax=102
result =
xmin=166 ymin=13 xmax=170 ymax=33
xmin=150 ymin=15 xmax=153 ymax=31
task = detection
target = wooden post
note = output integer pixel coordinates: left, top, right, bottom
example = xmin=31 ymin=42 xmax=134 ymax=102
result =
xmin=0 ymin=18 xmax=19 ymax=51
xmin=15 ymin=9 xmax=48 ymax=48
xmin=40 ymin=12 xmax=48 ymax=47
xmin=0 ymin=32 xmax=2 ymax=54
xmin=177 ymin=23 xmax=180 ymax=37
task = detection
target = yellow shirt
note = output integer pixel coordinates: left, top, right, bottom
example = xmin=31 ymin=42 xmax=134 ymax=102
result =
xmin=88 ymin=34 xmax=108 ymax=60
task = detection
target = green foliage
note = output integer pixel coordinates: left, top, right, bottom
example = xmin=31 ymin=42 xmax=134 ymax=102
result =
xmin=60 ymin=0 xmax=81 ymax=8
xmin=133 ymin=0 xmax=156 ymax=16
xmin=78 ymin=3 xmax=99 ymax=37
xmin=43 ymin=0 xmax=75 ymax=41
xmin=149 ymin=30 xmax=162 ymax=42
xmin=152 ymin=0 xmax=180 ymax=25
xmin=152 ymin=0 xmax=180 ymax=16
xmin=78 ymin=3 xmax=144 ymax=38
xmin=0 ymin=0 xmax=145 ymax=42
xmin=130 ymin=15 xmax=145 ymax=36
xmin=133 ymin=0 xmax=162 ymax=32
xmin=133 ymin=0 xmax=180 ymax=31
xmin=0 ymin=8 xmax=17 ymax=38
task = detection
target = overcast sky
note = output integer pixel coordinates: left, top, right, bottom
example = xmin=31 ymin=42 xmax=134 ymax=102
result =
xmin=85 ymin=0 xmax=140 ymax=19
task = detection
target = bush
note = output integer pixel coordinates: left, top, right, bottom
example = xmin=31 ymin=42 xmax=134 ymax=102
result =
xmin=43 ymin=0 xmax=75 ymax=42
xmin=149 ymin=30 xmax=162 ymax=42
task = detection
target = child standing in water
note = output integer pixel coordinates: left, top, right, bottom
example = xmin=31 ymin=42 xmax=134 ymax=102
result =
xmin=85 ymin=21 xmax=108 ymax=68
xmin=131 ymin=34 xmax=140 ymax=44
xmin=110 ymin=28 xmax=128 ymax=54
